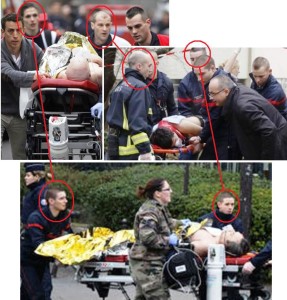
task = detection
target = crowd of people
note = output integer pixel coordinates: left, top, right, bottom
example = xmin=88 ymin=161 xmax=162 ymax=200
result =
xmin=106 ymin=47 xmax=287 ymax=160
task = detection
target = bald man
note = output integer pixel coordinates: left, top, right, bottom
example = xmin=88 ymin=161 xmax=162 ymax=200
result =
xmin=209 ymin=74 xmax=287 ymax=160
xmin=106 ymin=50 xmax=154 ymax=160
xmin=90 ymin=10 xmax=131 ymax=56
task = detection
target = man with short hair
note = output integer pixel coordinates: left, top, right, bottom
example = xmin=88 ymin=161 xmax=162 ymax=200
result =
xmin=1 ymin=13 xmax=44 ymax=160
xmin=20 ymin=2 xmax=59 ymax=51
xmin=21 ymin=187 xmax=72 ymax=299
xmin=147 ymin=51 xmax=178 ymax=125
xmin=106 ymin=50 xmax=154 ymax=160
xmin=198 ymin=192 xmax=243 ymax=233
xmin=209 ymin=74 xmax=287 ymax=159
xmin=125 ymin=6 xmax=169 ymax=46
xmin=90 ymin=10 xmax=131 ymax=57
xmin=250 ymin=56 xmax=287 ymax=119
xmin=178 ymin=48 xmax=207 ymax=117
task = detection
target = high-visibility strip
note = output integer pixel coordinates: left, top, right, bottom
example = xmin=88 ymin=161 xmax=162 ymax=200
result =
xmin=131 ymin=132 xmax=149 ymax=145
xmin=178 ymin=97 xmax=204 ymax=104
xmin=119 ymin=145 xmax=139 ymax=156
xmin=27 ymin=223 xmax=44 ymax=230
xmin=269 ymin=97 xmax=286 ymax=106
xmin=148 ymin=107 xmax=153 ymax=115
xmin=122 ymin=103 xmax=129 ymax=130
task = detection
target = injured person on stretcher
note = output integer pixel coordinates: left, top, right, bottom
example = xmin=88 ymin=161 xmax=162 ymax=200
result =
xmin=181 ymin=222 xmax=250 ymax=257
xmin=150 ymin=115 xmax=204 ymax=150
xmin=39 ymin=32 xmax=102 ymax=86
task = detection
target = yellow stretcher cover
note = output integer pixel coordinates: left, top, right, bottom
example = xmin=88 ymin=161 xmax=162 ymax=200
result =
xmin=35 ymin=227 xmax=135 ymax=265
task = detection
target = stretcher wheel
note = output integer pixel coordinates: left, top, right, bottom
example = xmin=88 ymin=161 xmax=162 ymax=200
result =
xmin=248 ymin=289 xmax=271 ymax=300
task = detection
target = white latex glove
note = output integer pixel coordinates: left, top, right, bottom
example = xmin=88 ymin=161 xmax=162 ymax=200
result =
xmin=90 ymin=103 xmax=102 ymax=118
xmin=138 ymin=153 xmax=154 ymax=161
xmin=242 ymin=261 xmax=256 ymax=274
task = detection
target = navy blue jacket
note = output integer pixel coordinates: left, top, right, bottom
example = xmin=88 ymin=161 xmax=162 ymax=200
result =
xmin=198 ymin=209 xmax=244 ymax=233
xmin=250 ymin=74 xmax=287 ymax=120
xmin=250 ymin=240 xmax=272 ymax=268
xmin=21 ymin=207 xmax=72 ymax=265
xmin=147 ymin=71 xmax=178 ymax=125
xmin=106 ymin=68 xmax=153 ymax=157
xmin=21 ymin=178 xmax=47 ymax=225
xmin=178 ymin=71 xmax=204 ymax=116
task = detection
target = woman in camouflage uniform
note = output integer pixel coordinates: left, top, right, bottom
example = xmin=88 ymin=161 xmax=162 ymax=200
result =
xmin=129 ymin=178 xmax=188 ymax=300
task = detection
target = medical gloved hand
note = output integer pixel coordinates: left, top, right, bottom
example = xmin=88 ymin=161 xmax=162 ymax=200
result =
xmin=181 ymin=219 xmax=192 ymax=227
xmin=242 ymin=261 xmax=256 ymax=274
xmin=169 ymin=233 xmax=178 ymax=246
xmin=91 ymin=103 xmax=102 ymax=118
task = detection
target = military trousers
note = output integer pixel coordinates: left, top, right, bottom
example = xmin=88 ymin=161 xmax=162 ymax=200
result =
xmin=129 ymin=258 xmax=171 ymax=300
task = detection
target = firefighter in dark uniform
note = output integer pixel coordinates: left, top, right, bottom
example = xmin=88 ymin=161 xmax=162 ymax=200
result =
xmin=21 ymin=163 xmax=51 ymax=226
xmin=147 ymin=51 xmax=178 ymax=125
xmin=106 ymin=50 xmax=154 ymax=160
xmin=21 ymin=187 xmax=72 ymax=299
xmin=21 ymin=163 xmax=53 ymax=300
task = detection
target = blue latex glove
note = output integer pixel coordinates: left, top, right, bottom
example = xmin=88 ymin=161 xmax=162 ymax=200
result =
xmin=169 ymin=233 xmax=178 ymax=246
xmin=181 ymin=219 xmax=192 ymax=227
xmin=91 ymin=103 xmax=102 ymax=118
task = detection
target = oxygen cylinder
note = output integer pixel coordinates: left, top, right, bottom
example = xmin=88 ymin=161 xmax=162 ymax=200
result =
xmin=206 ymin=244 xmax=226 ymax=300
xmin=49 ymin=116 xmax=69 ymax=160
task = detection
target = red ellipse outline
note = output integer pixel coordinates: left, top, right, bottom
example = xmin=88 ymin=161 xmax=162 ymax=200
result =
xmin=121 ymin=48 xmax=157 ymax=91
xmin=183 ymin=40 xmax=212 ymax=69
xmin=211 ymin=188 xmax=241 ymax=224
xmin=38 ymin=180 xmax=74 ymax=223
xmin=16 ymin=0 xmax=47 ymax=39
xmin=86 ymin=5 xmax=117 ymax=50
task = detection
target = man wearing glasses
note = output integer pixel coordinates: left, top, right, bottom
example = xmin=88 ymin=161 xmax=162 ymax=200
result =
xmin=1 ymin=13 xmax=44 ymax=159
xmin=209 ymin=74 xmax=287 ymax=160
xmin=189 ymin=55 xmax=242 ymax=160
xmin=20 ymin=2 xmax=59 ymax=51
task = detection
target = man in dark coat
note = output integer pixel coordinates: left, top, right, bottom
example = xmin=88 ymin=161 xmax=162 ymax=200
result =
xmin=209 ymin=74 xmax=287 ymax=160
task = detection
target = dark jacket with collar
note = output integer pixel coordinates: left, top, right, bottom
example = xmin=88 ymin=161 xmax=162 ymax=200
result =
xmin=21 ymin=178 xmax=47 ymax=226
xmin=199 ymin=69 xmax=241 ymax=160
xmin=198 ymin=209 xmax=243 ymax=233
xmin=250 ymin=73 xmax=287 ymax=120
xmin=222 ymin=85 xmax=287 ymax=160
xmin=1 ymin=37 xmax=43 ymax=116
xmin=21 ymin=206 xmax=72 ymax=265
xmin=148 ymin=70 xmax=178 ymax=125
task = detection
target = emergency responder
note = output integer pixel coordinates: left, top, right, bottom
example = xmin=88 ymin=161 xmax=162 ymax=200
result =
xmin=20 ymin=2 xmax=60 ymax=51
xmin=198 ymin=191 xmax=244 ymax=233
xmin=129 ymin=178 xmax=191 ymax=299
xmin=125 ymin=6 xmax=169 ymax=46
xmin=250 ymin=57 xmax=287 ymax=119
xmin=209 ymin=74 xmax=287 ymax=159
xmin=21 ymin=163 xmax=52 ymax=226
xmin=147 ymin=51 xmax=178 ymax=125
xmin=89 ymin=10 xmax=131 ymax=57
xmin=106 ymin=50 xmax=154 ymax=160
xmin=21 ymin=187 xmax=72 ymax=299
xmin=178 ymin=47 xmax=207 ymax=117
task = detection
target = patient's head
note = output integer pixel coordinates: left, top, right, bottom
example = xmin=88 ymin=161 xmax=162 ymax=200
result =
xmin=222 ymin=230 xmax=250 ymax=256
xmin=66 ymin=57 xmax=90 ymax=81
xmin=150 ymin=127 xmax=183 ymax=148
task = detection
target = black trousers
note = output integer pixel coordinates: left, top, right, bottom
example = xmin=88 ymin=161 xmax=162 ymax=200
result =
xmin=21 ymin=262 xmax=52 ymax=300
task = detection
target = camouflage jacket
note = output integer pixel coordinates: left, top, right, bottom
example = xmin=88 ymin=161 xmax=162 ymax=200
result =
xmin=129 ymin=199 xmax=182 ymax=261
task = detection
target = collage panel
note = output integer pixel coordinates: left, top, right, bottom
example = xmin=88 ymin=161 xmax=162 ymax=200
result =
xmin=1 ymin=0 xmax=169 ymax=160
xmin=104 ymin=46 xmax=287 ymax=161
xmin=19 ymin=162 xmax=272 ymax=299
